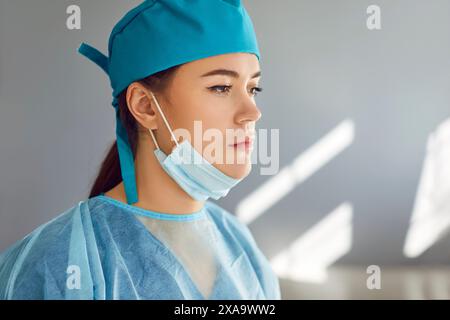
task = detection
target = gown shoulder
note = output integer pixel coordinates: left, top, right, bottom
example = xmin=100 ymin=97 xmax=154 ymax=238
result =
xmin=0 ymin=201 xmax=89 ymax=299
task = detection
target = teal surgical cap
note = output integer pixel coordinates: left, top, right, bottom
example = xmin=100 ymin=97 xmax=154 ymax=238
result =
xmin=78 ymin=0 xmax=261 ymax=205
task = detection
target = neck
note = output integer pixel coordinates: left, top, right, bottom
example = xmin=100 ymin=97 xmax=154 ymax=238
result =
xmin=104 ymin=134 xmax=205 ymax=215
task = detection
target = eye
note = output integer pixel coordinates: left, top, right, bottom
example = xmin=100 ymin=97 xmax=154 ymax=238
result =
xmin=208 ymin=85 xmax=232 ymax=95
xmin=207 ymin=85 xmax=264 ymax=97
xmin=250 ymin=86 xmax=263 ymax=97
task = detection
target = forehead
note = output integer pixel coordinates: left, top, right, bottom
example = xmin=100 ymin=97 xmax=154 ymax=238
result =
xmin=175 ymin=52 xmax=260 ymax=79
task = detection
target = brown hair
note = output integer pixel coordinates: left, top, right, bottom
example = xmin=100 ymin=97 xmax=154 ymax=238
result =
xmin=88 ymin=65 xmax=181 ymax=198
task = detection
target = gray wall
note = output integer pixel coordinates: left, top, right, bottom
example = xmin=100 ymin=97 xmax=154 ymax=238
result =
xmin=1 ymin=0 xmax=450 ymax=298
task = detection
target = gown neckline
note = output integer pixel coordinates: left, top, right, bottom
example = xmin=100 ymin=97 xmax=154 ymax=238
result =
xmin=94 ymin=194 xmax=224 ymax=299
xmin=129 ymin=205 xmax=225 ymax=300
xmin=96 ymin=194 xmax=207 ymax=222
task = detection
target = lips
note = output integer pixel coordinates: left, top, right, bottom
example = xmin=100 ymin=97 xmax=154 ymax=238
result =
xmin=230 ymin=135 xmax=254 ymax=147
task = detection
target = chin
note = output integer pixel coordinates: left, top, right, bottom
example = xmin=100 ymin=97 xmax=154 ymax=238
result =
xmin=221 ymin=162 xmax=252 ymax=180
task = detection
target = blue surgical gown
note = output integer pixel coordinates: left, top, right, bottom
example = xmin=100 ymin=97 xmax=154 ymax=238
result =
xmin=0 ymin=195 xmax=281 ymax=300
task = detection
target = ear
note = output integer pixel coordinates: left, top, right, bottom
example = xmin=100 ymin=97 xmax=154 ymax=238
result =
xmin=126 ymin=82 xmax=158 ymax=130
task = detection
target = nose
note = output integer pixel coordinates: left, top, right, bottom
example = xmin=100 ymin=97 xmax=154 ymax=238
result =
xmin=235 ymin=99 xmax=262 ymax=125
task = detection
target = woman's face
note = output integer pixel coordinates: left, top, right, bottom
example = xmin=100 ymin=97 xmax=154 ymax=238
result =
xmin=153 ymin=53 xmax=262 ymax=179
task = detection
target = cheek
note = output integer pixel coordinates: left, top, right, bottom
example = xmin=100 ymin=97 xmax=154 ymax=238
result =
xmin=184 ymin=109 xmax=234 ymax=151
xmin=173 ymin=94 xmax=232 ymax=137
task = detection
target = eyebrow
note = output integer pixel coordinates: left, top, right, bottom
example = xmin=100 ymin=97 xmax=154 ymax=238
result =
xmin=200 ymin=69 xmax=261 ymax=79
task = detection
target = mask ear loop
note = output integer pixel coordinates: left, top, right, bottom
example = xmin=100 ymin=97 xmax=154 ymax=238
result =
xmin=148 ymin=128 xmax=160 ymax=150
xmin=149 ymin=92 xmax=180 ymax=151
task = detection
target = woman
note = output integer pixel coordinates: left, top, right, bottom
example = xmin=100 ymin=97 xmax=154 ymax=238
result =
xmin=0 ymin=0 xmax=281 ymax=299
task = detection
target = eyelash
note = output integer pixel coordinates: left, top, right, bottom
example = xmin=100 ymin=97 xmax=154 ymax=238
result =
xmin=208 ymin=85 xmax=263 ymax=96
